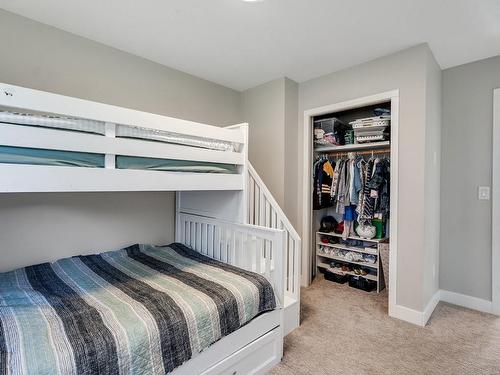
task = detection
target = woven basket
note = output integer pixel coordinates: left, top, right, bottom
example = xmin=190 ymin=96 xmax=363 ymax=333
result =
xmin=379 ymin=243 xmax=390 ymax=291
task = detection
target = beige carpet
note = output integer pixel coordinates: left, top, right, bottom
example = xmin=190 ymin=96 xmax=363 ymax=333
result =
xmin=270 ymin=275 xmax=500 ymax=375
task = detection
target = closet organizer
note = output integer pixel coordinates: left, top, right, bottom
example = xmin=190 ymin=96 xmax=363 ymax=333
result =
xmin=313 ymin=112 xmax=391 ymax=294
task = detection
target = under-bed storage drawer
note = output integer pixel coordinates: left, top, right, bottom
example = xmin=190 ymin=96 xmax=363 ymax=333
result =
xmin=201 ymin=327 xmax=282 ymax=375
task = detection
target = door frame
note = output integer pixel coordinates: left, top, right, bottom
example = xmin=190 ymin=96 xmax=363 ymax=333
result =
xmin=301 ymin=90 xmax=400 ymax=317
xmin=492 ymin=88 xmax=500 ymax=314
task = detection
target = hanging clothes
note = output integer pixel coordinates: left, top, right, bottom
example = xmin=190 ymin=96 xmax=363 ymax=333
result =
xmin=313 ymin=152 xmax=390 ymax=238
xmin=356 ymin=158 xmax=367 ymax=217
xmin=366 ymin=158 xmax=390 ymax=217
xmin=361 ymin=158 xmax=375 ymax=220
xmin=313 ymin=157 xmax=335 ymax=210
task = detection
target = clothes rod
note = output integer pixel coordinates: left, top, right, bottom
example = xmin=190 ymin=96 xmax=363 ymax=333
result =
xmin=321 ymin=147 xmax=391 ymax=157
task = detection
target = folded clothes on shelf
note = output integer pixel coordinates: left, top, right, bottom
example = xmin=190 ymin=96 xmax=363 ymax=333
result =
xmin=356 ymin=134 xmax=389 ymax=143
xmin=349 ymin=115 xmax=390 ymax=143
xmin=363 ymin=255 xmax=377 ymax=264
xmin=319 ymin=246 xmax=377 ymax=264
xmin=349 ymin=115 xmax=391 ymax=129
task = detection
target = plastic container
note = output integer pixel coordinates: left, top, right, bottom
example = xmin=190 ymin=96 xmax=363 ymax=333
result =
xmin=349 ymin=276 xmax=376 ymax=292
xmin=313 ymin=118 xmax=347 ymax=146
xmin=324 ymin=270 xmax=349 ymax=284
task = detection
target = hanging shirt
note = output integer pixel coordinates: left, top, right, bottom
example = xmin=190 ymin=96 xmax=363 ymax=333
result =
xmin=313 ymin=158 xmax=335 ymax=210
xmin=361 ymin=158 xmax=375 ymax=220
xmin=330 ymin=159 xmax=341 ymax=201
xmin=335 ymin=160 xmax=348 ymax=215
xmin=350 ymin=157 xmax=363 ymax=206
xmin=356 ymin=159 xmax=367 ymax=216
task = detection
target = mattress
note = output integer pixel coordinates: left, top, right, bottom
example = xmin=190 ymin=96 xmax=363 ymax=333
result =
xmin=117 ymin=155 xmax=237 ymax=174
xmin=0 ymin=111 xmax=236 ymax=152
xmin=0 ymin=243 xmax=276 ymax=374
xmin=115 ymin=125 xmax=235 ymax=152
xmin=0 ymin=146 xmax=105 ymax=168
xmin=0 ymin=146 xmax=237 ymax=173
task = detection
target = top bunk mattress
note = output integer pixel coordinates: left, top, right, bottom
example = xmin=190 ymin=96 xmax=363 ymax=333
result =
xmin=0 ymin=243 xmax=276 ymax=374
xmin=0 ymin=110 xmax=236 ymax=152
xmin=0 ymin=146 xmax=237 ymax=173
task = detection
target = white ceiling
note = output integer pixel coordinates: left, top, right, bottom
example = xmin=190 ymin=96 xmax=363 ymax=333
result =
xmin=1 ymin=0 xmax=499 ymax=91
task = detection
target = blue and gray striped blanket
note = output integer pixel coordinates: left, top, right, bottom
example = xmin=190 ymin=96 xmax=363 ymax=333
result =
xmin=0 ymin=243 xmax=276 ymax=374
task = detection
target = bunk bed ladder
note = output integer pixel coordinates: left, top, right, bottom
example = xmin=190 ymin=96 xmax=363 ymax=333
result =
xmin=247 ymin=162 xmax=301 ymax=335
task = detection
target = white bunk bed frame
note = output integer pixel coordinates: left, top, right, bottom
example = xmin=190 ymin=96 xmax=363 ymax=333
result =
xmin=0 ymin=83 xmax=293 ymax=374
xmin=0 ymin=83 xmax=248 ymax=192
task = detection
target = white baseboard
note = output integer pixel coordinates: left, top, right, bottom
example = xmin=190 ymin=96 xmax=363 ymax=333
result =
xmin=391 ymin=289 xmax=494 ymax=327
xmin=391 ymin=304 xmax=426 ymax=326
xmin=440 ymin=290 xmax=493 ymax=314
xmin=391 ymin=290 xmax=440 ymax=327
xmin=423 ymin=290 xmax=441 ymax=325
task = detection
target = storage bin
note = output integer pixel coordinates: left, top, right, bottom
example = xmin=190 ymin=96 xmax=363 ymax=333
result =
xmin=324 ymin=270 xmax=349 ymax=284
xmin=349 ymin=276 xmax=376 ymax=292
xmin=313 ymin=117 xmax=347 ymax=146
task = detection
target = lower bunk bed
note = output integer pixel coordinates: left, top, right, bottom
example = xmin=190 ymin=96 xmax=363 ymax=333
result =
xmin=0 ymin=215 xmax=285 ymax=375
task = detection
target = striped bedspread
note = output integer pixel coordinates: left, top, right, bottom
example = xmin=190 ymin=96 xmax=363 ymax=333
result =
xmin=0 ymin=243 xmax=276 ymax=375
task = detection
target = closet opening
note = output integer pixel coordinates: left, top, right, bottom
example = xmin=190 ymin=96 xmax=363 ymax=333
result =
xmin=302 ymin=90 xmax=399 ymax=317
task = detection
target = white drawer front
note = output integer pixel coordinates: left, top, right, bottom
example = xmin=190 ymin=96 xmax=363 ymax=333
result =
xmin=202 ymin=328 xmax=282 ymax=375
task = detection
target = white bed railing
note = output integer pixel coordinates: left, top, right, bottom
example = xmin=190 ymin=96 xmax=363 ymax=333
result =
xmin=177 ymin=212 xmax=285 ymax=306
xmin=247 ymin=163 xmax=301 ymax=304
xmin=0 ymin=83 xmax=248 ymax=193
xmin=0 ymin=83 xmax=243 ymax=143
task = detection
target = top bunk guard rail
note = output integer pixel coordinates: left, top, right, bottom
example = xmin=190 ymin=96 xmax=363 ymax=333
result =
xmin=0 ymin=83 xmax=248 ymax=193
xmin=0 ymin=83 xmax=244 ymax=143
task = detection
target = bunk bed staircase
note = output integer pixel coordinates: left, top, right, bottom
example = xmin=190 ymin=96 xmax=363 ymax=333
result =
xmin=177 ymin=163 xmax=301 ymax=336
xmin=247 ymin=163 xmax=301 ymax=335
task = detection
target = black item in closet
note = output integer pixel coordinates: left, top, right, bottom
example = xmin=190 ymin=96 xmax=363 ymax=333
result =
xmin=313 ymin=156 xmax=335 ymax=210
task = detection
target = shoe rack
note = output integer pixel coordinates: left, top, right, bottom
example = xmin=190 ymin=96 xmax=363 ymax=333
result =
xmin=316 ymin=231 xmax=387 ymax=293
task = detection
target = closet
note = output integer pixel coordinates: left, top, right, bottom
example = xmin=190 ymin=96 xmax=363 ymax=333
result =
xmin=312 ymin=102 xmax=392 ymax=293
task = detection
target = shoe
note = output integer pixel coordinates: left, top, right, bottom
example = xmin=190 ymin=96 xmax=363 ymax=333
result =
xmin=342 ymin=265 xmax=352 ymax=272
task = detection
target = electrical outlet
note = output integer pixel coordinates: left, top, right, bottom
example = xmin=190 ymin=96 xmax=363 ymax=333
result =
xmin=478 ymin=186 xmax=490 ymax=200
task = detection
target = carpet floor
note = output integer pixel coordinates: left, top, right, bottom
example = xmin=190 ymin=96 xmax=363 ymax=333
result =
xmin=270 ymin=275 xmax=500 ymax=375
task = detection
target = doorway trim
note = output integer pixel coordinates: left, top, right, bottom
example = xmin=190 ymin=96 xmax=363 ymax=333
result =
xmin=301 ymin=90 xmax=399 ymax=318
xmin=492 ymin=88 xmax=500 ymax=314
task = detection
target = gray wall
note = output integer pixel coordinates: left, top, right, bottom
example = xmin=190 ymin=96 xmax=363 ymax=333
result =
xmin=284 ymin=78 xmax=299 ymax=230
xmin=423 ymin=47 xmax=442 ymax=306
xmin=0 ymin=193 xmax=174 ymax=271
xmin=298 ymin=44 xmax=436 ymax=311
xmin=0 ymin=10 xmax=243 ymax=270
xmin=242 ymin=77 xmax=300 ymax=230
xmin=242 ymin=78 xmax=286 ymax=207
xmin=440 ymin=55 xmax=500 ymax=301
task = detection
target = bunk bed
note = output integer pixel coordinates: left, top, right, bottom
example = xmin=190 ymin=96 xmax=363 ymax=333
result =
xmin=0 ymin=83 xmax=247 ymax=192
xmin=0 ymin=83 xmax=286 ymax=375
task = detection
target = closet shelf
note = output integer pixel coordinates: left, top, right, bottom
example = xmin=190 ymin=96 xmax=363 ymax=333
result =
xmin=317 ymin=241 xmax=378 ymax=255
xmin=314 ymin=141 xmax=390 ymax=153
xmin=317 ymin=262 xmax=377 ymax=281
xmin=316 ymin=251 xmax=378 ymax=269
xmin=317 ymin=231 xmax=388 ymax=243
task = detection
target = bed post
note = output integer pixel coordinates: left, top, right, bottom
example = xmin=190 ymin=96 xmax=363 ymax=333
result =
xmin=175 ymin=191 xmax=182 ymax=242
xmin=104 ymin=122 xmax=116 ymax=169
xmin=225 ymin=122 xmax=249 ymax=223
xmin=241 ymin=123 xmax=249 ymax=224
